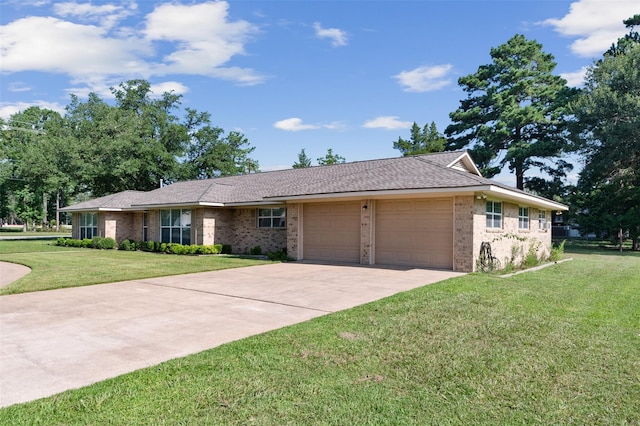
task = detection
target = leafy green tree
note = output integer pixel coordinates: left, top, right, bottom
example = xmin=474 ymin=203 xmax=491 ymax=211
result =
xmin=445 ymin=34 xmax=578 ymax=190
xmin=317 ymin=148 xmax=346 ymax=166
xmin=12 ymin=186 xmax=41 ymax=231
xmin=180 ymin=109 xmax=257 ymax=179
xmin=66 ymin=81 xmax=188 ymax=195
xmin=393 ymin=121 xmax=445 ymax=156
xmin=293 ymin=148 xmax=312 ymax=168
xmin=1 ymin=107 xmax=76 ymax=227
xmin=572 ymin=19 xmax=640 ymax=250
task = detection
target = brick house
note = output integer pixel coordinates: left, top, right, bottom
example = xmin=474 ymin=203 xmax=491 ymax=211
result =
xmin=59 ymin=151 xmax=568 ymax=272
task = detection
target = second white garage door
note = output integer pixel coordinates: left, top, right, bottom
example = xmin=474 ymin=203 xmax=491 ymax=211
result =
xmin=375 ymin=198 xmax=453 ymax=269
xmin=303 ymin=202 xmax=361 ymax=263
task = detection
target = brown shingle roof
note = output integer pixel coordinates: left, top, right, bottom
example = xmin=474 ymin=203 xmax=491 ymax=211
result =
xmin=59 ymin=151 xmax=566 ymax=211
xmin=59 ymin=190 xmax=147 ymax=211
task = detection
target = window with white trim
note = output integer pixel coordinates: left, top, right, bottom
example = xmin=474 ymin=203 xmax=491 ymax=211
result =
xmin=258 ymin=208 xmax=286 ymax=228
xmin=79 ymin=212 xmax=98 ymax=239
xmin=486 ymin=201 xmax=502 ymax=229
xmin=160 ymin=209 xmax=191 ymax=244
xmin=538 ymin=210 xmax=547 ymax=230
xmin=519 ymin=207 xmax=530 ymax=229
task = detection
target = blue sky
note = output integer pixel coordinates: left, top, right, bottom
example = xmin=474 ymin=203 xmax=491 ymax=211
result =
xmin=1 ymin=0 xmax=638 ymax=185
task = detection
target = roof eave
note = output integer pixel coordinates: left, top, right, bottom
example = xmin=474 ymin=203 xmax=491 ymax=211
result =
xmin=130 ymin=201 xmax=225 ymax=209
xmin=57 ymin=207 xmax=127 ymax=213
xmin=483 ymin=186 xmax=569 ymax=211
xmin=265 ymin=187 xmax=479 ymax=202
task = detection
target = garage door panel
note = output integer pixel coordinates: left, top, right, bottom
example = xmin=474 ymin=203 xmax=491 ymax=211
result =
xmin=375 ymin=199 xmax=453 ymax=269
xmin=303 ymin=202 xmax=360 ymax=263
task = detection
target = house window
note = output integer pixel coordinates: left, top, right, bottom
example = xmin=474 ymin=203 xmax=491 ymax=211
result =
xmin=519 ymin=207 xmax=530 ymax=229
xmin=143 ymin=212 xmax=148 ymax=242
xmin=160 ymin=209 xmax=191 ymax=244
xmin=538 ymin=210 xmax=547 ymax=230
xmin=258 ymin=208 xmax=286 ymax=228
xmin=486 ymin=201 xmax=502 ymax=229
xmin=79 ymin=212 xmax=98 ymax=239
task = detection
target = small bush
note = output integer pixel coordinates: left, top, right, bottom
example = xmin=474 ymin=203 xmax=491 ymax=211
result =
xmin=550 ymin=239 xmax=566 ymax=262
xmin=119 ymin=239 xmax=131 ymax=251
xmin=221 ymin=244 xmax=232 ymax=254
xmin=250 ymin=245 xmax=262 ymax=255
xmin=267 ymin=249 xmax=291 ymax=261
xmin=82 ymin=238 xmax=93 ymax=248
xmin=214 ymin=244 xmax=223 ymax=254
xmin=55 ymin=237 xmax=66 ymax=246
xmin=101 ymin=237 xmax=116 ymax=250
xmin=91 ymin=236 xmax=103 ymax=249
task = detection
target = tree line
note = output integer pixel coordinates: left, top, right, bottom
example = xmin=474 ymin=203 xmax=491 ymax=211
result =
xmin=0 ymin=80 xmax=257 ymax=229
xmin=1 ymin=16 xmax=638 ymax=249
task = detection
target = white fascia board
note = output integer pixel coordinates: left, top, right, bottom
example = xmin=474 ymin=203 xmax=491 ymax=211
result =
xmin=223 ymin=201 xmax=287 ymax=207
xmin=130 ymin=202 xmax=225 ymax=209
xmin=265 ymin=187 xmax=479 ymax=202
xmin=484 ymin=185 xmax=569 ymax=211
xmin=57 ymin=207 xmax=124 ymax=212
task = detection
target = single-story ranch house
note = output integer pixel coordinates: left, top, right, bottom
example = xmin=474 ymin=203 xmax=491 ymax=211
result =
xmin=59 ymin=151 xmax=568 ymax=272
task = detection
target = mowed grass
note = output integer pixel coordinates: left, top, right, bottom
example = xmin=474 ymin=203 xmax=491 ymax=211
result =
xmin=0 ymin=240 xmax=270 ymax=295
xmin=1 ymin=250 xmax=638 ymax=424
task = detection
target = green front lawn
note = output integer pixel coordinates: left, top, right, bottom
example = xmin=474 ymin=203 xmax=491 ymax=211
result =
xmin=0 ymin=240 xmax=270 ymax=295
xmin=1 ymin=250 xmax=638 ymax=424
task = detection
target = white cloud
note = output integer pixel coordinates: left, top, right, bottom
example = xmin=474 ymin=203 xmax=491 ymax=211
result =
xmin=0 ymin=16 xmax=152 ymax=76
xmin=274 ymin=117 xmax=320 ymax=131
xmin=53 ymin=1 xmax=137 ymax=30
xmin=149 ymin=81 xmax=189 ymax=97
xmin=8 ymin=82 xmax=32 ymax=92
xmin=561 ymin=66 xmax=588 ymax=87
xmin=542 ymin=0 xmax=640 ymax=57
xmin=313 ymin=22 xmax=348 ymax=47
xmin=0 ymin=1 xmax=265 ymax=98
xmin=362 ymin=116 xmax=412 ymax=130
xmin=393 ymin=64 xmax=453 ymax=92
xmin=144 ymin=1 xmax=260 ymax=78
xmin=0 ymin=101 xmax=66 ymax=120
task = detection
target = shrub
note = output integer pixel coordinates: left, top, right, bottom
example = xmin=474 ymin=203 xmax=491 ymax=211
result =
xmin=55 ymin=237 xmax=66 ymax=246
xmin=267 ymin=249 xmax=291 ymax=261
xmin=82 ymin=238 xmax=93 ymax=248
xmin=119 ymin=239 xmax=131 ymax=251
xmin=167 ymin=243 xmax=185 ymax=255
xmin=214 ymin=244 xmax=223 ymax=254
xmin=91 ymin=236 xmax=103 ymax=249
xmin=250 ymin=245 xmax=262 ymax=255
xmin=522 ymin=242 xmax=541 ymax=268
xmin=101 ymin=237 xmax=116 ymax=250
xmin=550 ymin=239 xmax=566 ymax=262
xmin=221 ymin=244 xmax=232 ymax=254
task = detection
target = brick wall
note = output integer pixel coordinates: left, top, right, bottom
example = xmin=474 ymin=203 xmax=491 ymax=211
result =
xmin=360 ymin=199 xmax=374 ymax=265
xmin=287 ymin=203 xmax=301 ymax=259
xmin=453 ymin=195 xmax=475 ymax=272
xmin=472 ymin=199 xmax=552 ymax=271
xmin=225 ymin=208 xmax=287 ymax=254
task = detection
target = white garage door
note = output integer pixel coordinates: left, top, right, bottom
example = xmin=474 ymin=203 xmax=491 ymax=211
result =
xmin=375 ymin=198 xmax=453 ymax=269
xmin=303 ymin=202 xmax=361 ymax=263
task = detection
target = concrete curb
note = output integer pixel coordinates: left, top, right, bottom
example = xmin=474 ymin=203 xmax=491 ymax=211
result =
xmin=499 ymin=258 xmax=573 ymax=278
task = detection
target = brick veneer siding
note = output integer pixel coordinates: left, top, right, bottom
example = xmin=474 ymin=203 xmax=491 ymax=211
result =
xmin=287 ymin=203 xmax=301 ymax=259
xmin=472 ymin=199 xmax=552 ymax=271
xmin=192 ymin=207 xmax=232 ymax=246
xmin=360 ymin=199 xmax=374 ymax=265
xmin=225 ymin=208 xmax=287 ymax=254
xmin=453 ymin=196 xmax=475 ymax=272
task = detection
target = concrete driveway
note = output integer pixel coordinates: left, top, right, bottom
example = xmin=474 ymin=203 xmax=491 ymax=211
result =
xmin=0 ymin=262 xmax=463 ymax=407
